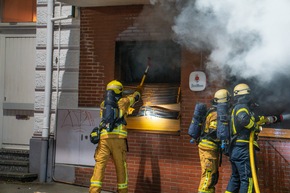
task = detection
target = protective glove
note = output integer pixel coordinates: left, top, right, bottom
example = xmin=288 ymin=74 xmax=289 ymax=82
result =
xmin=252 ymin=123 xmax=262 ymax=133
xmin=221 ymin=140 xmax=226 ymax=150
xmin=90 ymin=126 xmax=102 ymax=144
xmin=190 ymin=138 xmax=196 ymax=144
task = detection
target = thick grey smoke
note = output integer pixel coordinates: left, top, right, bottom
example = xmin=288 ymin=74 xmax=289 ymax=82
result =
xmin=172 ymin=0 xmax=290 ymax=84
xmin=144 ymin=0 xmax=290 ymax=127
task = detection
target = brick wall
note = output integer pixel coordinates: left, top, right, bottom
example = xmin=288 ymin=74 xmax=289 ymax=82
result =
xmin=77 ymin=5 xmax=290 ymax=193
xmin=257 ymin=139 xmax=290 ymax=193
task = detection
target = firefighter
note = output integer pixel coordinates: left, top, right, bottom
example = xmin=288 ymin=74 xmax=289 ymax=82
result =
xmin=198 ymin=89 xmax=231 ymax=193
xmin=89 ymin=80 xmax=142 ymax=193
xmin=225 ymin=83 xmax=261 ymax=193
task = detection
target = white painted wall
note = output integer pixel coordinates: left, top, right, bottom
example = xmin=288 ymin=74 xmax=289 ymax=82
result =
xmin=34 ymin=1 xmax=80 ymax=134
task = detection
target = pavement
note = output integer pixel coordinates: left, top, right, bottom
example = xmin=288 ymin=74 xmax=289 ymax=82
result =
xmin=0 ymin=181 xmax=113 ymax=193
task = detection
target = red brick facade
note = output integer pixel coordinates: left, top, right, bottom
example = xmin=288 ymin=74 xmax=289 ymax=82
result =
xmin=77 ymin=5 xmax=290 ymax=193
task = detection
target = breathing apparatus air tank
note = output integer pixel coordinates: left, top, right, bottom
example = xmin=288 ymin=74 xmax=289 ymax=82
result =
xmin=188 ymin=102 xmax=207 ymax=143
xmin=102 ymin=90 xmax=119 ymax=131
xmin=215 ymin=89 xmax=231 ymax=149
xmin=101 ymin=80 xmax=123 ymax=132
xmin=216 ymin=102 xmax=230 ymax=141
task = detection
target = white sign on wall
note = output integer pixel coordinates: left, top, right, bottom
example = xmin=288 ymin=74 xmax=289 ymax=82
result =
xmin=189 ymin=71 xmax=206 ymax=91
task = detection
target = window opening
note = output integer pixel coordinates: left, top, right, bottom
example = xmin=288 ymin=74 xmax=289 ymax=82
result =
xmin=115 ymin=40 xmax=181 ymax=133
xmin=1 ymin=0 xmax=36 ymax=23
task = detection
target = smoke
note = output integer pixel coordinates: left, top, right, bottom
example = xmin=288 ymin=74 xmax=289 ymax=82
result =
xmin=142 ymin=0 xmax=290 ymax=128
xmin=172 ymin=0 xmax=290 ymax=85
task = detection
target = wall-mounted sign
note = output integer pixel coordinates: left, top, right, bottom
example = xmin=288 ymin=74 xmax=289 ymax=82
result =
xmin=189 ymin=71 xmax=206 ymax=91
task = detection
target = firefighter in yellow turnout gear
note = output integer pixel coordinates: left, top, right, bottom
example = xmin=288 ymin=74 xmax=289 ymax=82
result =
xmin=89 ymin=80 xmax=141 ymax=193
xmin=198 ymin=89 xmax=231 ymax=193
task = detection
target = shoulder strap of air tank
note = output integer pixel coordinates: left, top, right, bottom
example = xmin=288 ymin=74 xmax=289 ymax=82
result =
xmin=200 ymin=107 xmax=216 ymax=137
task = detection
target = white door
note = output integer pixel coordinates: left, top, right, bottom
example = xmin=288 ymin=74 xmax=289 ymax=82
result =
xmin=0 ymin=35 xmax=36 ymax=149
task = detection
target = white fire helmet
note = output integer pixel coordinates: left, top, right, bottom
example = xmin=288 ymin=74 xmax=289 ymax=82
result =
xmin=233 ymin=83 xmax=251 ymax=97
xmin=214 ymin=89 xmax=231 ymax=103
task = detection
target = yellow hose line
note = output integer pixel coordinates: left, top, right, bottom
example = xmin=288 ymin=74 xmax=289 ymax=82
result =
xmin=249 ymin=131 xmax=260 ymax=193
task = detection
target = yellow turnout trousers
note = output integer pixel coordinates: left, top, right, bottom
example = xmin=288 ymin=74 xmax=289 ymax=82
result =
xmin=198 ymin=144 xmax=219 ymax=193
xmin=89 ymin=138 xmax=128 ymax=193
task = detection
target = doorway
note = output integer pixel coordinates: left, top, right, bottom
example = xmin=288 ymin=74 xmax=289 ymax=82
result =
xmin=0 ymin=35 xmax=36 ymax=149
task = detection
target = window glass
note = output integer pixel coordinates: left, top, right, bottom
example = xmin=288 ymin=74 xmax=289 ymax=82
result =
xmin=1 ymin=0 xmax=36 ymax=23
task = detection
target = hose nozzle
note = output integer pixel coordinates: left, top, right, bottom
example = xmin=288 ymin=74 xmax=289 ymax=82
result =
xmin=277 ymin=114 xmax=284 ymax=122
xmin=266 ymin=115 xmax=283 ymax=124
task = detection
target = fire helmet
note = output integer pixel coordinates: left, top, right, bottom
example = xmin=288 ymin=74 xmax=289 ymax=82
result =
xmin=233 ymin=83 xmax=251 ymax=96
xmin=106 ymin=80 xmax=123 ymax=94
xmin=214 ymin=89 xmax=231 ymax=103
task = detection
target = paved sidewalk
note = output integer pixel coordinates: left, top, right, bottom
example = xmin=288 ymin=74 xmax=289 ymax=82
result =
xmin=0 ymin=181 xmax=113 ymax=193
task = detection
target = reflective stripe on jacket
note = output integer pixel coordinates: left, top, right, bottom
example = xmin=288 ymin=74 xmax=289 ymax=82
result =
xmin=231 ymin=104 xmax=259 ymax=149
xmin=199 ymin=109 xmax=220 ymax=150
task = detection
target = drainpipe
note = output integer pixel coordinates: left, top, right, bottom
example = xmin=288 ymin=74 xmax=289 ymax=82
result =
xmin=39 ymin=0 xmax=54 ymax=183
xmin=39 ymin=1 xmax=75 ymax=183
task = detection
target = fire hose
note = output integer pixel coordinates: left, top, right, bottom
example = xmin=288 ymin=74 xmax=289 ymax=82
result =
xmin=249 ymin=114 xmax=283 ymax=193
xmin=249 ymin=130 xmax=260 ymax=193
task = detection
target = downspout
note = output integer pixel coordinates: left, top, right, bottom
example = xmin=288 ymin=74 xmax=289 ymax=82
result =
xmin=39 ymin=0 xmax=54 ymax=183
xmin=39 ymin=1 xmax=74 ymax=182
